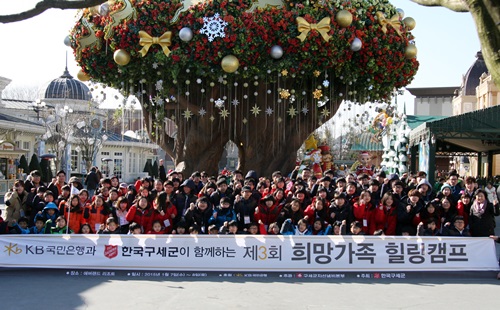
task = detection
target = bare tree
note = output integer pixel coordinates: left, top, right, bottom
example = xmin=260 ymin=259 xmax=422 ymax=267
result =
xmin=0 ymin=0 xmax=103 ymax=23
xmin=411 ymin=0 xmax=500 ymax=88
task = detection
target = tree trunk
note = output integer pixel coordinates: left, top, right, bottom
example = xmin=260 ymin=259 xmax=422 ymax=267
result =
xmin=142 ymin=81 xmax=342 ymax=177
xmin=468 ymin=0 xmax=500 ymax=88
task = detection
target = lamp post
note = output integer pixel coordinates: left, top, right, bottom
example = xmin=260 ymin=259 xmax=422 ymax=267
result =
xmin=59 ymin=106 xmax=73 ymax=182
xmin=33 ymin=99 xmax=46 ymax=121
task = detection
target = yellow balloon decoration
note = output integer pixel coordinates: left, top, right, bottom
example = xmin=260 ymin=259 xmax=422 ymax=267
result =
xmin=221 ymin=55 xmax=239 ymax=73
xmin=403 ymin=17 xmax=416 ymax=31
xmin=336 ymin=10 xmax=353 ymax=28
xmin=113 ymin=49 xmax=131 ymax=66
xmin=405 ymin=44 xmax=417 ymax=59
xmin=77 ymin=69 xmax=90 ymax=81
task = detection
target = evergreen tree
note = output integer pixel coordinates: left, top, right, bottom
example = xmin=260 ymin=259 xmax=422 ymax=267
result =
xmin=19 ymin=155 xmax=29 ymax=173
xmin=28 ymin=154 xmax=42 ymax=174
xmin=40 ymin=159 xmax=53 ymax=183
xmin=152 ymin=160 xmax=159 ymax=178
xmin=143 ymin=160 xmax=153 ymax=177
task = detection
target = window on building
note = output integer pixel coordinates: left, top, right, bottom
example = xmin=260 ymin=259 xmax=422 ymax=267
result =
xmin=22 ymin=141 xmax=30 ymax=150
xmin=101 ymin=151 xmax=110 ymax=156
xmin=71 ymin=150 xmax=78 ymax=172
xmin=114 ymin=159 xmax=123 ymax=180
xmin=114 ymin=152 xmax=123 ymax=157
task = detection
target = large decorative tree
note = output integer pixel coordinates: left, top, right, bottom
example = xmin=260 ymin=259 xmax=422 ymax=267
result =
xmin=69 ymin=0 xmax=419 ymax=176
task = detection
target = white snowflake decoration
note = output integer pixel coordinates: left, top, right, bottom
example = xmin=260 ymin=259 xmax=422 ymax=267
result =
xmin=200 ymin=13 xmax=228 ymax=42
xmin=301 ymin=106 xmax=309 ymax=115
xmin=155 ymin=80 xmax=163 ymax=91
xmin=218 ymin=76 xmax=225 ymax=83
xmin=232 ymin=99 xmax=240 ymax=107
xmin=322 ymin=80 xmax=330 ymax=87
xmin=152 ymin=62 xmax=158 ymax=69
xmin=215 ymin=98 xmax=225 ymax=108
xmin=199 ymin=107 xmax=207 ymax=116
xmin=265 ymin=107 xmax=273 ymax=115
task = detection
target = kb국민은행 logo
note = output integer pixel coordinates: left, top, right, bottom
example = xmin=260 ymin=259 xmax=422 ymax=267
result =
xmin=104 ymin=245 xmax=118 ymax=259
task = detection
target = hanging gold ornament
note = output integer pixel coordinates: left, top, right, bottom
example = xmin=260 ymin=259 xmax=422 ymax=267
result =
xmin=113 ymin=49 xmax=131 ymax=66
xmin=280 ymin=89 xmax=291 ymax=99
xmin=336 ymin=10 xmax=353 ymax=28
xmin=313 ymin=89 xmax=323 ymax=99
xmin=403 ymin=17 xmax=416 ymax=31
xmin=405 ymin=44 xmax=417 ymax=59
xmin=221 ymin=55 xmax=239 ymax=73
xmin=77 ymin=69 xmax=90 ymax=81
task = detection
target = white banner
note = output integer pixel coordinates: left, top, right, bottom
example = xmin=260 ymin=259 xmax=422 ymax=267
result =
xmin=0 ymin=235 xmax=498 ymax=272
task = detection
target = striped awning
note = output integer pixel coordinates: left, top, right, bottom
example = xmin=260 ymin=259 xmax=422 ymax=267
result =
xmin=350 ymin=132 xmax=383 ymax=151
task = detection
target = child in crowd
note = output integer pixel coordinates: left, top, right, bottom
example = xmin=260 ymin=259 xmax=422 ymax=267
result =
xmin=97 ymin=217 xmax=120 ymax=234
xmin=128 ymin=222 xmax=142 ymax=235
xmin=79 ymin=223 xmax=93 ymax=234
xmin=45 ymin=216 xmax=73 ymax=234
xmin=30 ymin=217 xmax=45 ymax=234
xmin=147 ymin=220 xmax=165 ymax=234
xmin=349 ymin=221 xmax=364 ymax=235
xmin=281 ymin=218 xmax=312 ymax=235
xmin=35 ymin=202 xmax=59 ymax=228
xmin=352 ymin=190 xmax=375 ymax=235
xmin=10 ymin=217 xmax=30 ymax=234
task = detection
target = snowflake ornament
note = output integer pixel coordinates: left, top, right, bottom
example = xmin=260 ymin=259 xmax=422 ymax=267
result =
xmin=302 ymin=106 xmax=309 ymax=115
xmin=251 ymin=104 xmax=261 ymax=117
xmin=322 ymin=80 xmax=330 ymax=87
xmin=232 ymin=99 xmax=240 ymax=107
xmin=288 ymin=106 xmax=298 ymax=118
xmin=152 ymin=62 xmax=158 ymax=69
xmin=215 ymin=98 xmax=225 ymax=108
xmin=265 ymin=107 xmax=274 ymax=115
xmin=155 ymin=80 xmax=163 ymax=91
xmin=199 ymin=107 xmax=207 ymax=117
xmin=200 ymin=13 xmax=228 ymax=42
xmin=321 ymin=107 xmax=330 ymax=118
xmin=183 ymin=109 xmax=193 ymax=120
xmin=219 ymin=108 xmax=230 ymax=119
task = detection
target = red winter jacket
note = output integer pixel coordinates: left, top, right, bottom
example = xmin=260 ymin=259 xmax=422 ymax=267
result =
xmin=352 ymin=201 xmax=376 ymax=235
xmin=254 ymin=203 xmax=282 ymax=227
xmin=126 ymin=205 xmax=155 ymax=233
xmin=374 ymin=204 xmax=397 ymax=235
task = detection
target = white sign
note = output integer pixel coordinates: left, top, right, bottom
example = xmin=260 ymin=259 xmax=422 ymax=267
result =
xmin=0 ymin=235 xmax=498 ymax=271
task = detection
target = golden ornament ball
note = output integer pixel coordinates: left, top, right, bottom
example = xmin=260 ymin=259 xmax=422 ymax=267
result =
xmin=221 ymin=55 xmax=239 ymax=73
xmin=403 ymin=17 xmax=416 ymax=31
xmin=336 ymin=10 xmax=353 ymax=28
xmin=113 ymin=49 xmax=131 ymax=66
xmin=77 ymin=69 xmax=90 ymax=82
xmin=405 ymin=44 xmax=418 ymax=59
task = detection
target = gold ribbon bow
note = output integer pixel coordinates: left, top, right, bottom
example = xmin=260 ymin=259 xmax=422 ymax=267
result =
xmin=138 ymin=30 xmax=172 ymax=57
xmin=296 ymin=17 xmax=331 ymax=42
xmin=376 ymin=11 xmax=403 ymax=37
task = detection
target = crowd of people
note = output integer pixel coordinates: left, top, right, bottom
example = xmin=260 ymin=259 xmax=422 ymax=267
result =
xmin=1 ymin=162 xmax=499 ymax=241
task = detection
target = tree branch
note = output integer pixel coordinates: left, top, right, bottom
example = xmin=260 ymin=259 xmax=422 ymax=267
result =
xmin=0 ymin=0 xmax=104 ymax=23
xmin=410 ymin=0 xmax=470 ymax=12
